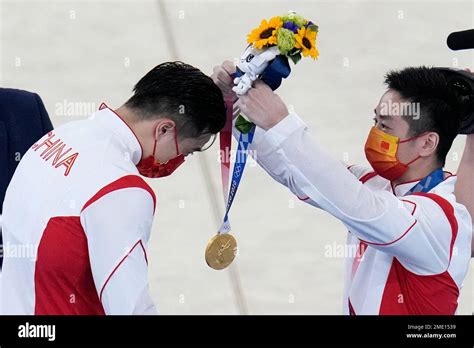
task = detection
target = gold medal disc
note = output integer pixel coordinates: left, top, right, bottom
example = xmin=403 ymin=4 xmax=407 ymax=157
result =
xmin=205 ymin=233 xmax=238 ymax=270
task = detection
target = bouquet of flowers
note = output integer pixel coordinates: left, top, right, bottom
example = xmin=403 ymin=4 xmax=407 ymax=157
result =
xmin=234 ymin=11 xmax=319 ymax=133
xmin=247 ymin=12 xmax=319 ymax=62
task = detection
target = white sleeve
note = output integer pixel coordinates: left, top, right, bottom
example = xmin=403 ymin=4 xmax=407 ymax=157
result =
xmin=133 ymin=284 xmax=158 ymax=315
xmin=233 ymin=121 xmax=371 ymax=208
xmin=233 ymin=120 xmax=321 ymax=208
xmin=254 ymin=113 xmax=455 ymax=275
xmin=80 ymin=186 xmax=157 ymax=315
xmin=345 ymin=164 xmax=374 ymax=180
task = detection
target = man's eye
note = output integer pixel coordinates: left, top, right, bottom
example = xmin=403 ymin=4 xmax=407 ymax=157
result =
xmin=373 ymin=118 xmax=389 ymax=130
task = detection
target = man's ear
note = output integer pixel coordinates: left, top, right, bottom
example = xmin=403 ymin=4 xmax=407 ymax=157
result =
xmin=419 ymin=132 xmax=439 ymax=157
xmin=155 ymin=119 xmax=176 ymax=137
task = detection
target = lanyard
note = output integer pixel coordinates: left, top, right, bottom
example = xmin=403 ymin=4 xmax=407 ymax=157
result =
xmin=218 ymin=99 xmax=255 ymax=234
xmin=404 ymin=167 xmax=445 ymax=196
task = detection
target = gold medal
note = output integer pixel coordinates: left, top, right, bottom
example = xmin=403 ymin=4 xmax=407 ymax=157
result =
xmin=205 ymin=233 xmax=238 ymax=270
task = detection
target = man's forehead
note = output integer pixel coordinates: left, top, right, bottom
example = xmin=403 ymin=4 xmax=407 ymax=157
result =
xmin=378 ymin=89 xmax=403 ymax=105
xmin=383 ymin=88 xmax=402 ymax=99
xmin=375 ymin=89 xmax=405 ymax=119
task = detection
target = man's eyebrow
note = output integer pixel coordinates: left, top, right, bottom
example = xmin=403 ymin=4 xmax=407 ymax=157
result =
xmin=375 ymin=108 xmax=394 ymax=120
xmin=378 ymin=114 xmax=393 ymax=121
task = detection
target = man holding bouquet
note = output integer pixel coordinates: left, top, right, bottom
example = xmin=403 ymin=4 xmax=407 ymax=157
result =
xmin=212 ymin=63 xmax=472 ymax=315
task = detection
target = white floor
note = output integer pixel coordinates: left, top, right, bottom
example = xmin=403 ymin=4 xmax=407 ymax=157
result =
xmin=0 ymin=0 xmax=472 ymax=314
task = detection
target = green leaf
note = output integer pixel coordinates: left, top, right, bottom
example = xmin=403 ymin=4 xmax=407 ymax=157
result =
xmin=235 ymin=114 xmax=255 ymax=134
xmin=288 ymin=48 xmax=299 ymax=55
xmin=308 ymin=24 xmax=319 ymax=33
xmin=289 ymin=52 xmax=302 ymax=65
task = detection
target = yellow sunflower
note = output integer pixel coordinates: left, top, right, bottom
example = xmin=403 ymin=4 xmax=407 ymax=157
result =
xmin=247 ymin=17 xmax=283 ymax=49
xmin=294 ymin=27 xmax=319 ymax=59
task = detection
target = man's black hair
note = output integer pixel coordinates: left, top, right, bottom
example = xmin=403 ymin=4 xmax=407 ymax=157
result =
xmin=125 ymin=61 xmax=226 ymax=139
xmin=385 ymin=66 xmax=464 ymax=166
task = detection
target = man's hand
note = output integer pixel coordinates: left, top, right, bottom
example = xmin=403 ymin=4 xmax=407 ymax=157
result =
xmin=211 ymin=61 xmax=237 ymax=102
xmin=237 ymin=80 xmax=289 ymax=130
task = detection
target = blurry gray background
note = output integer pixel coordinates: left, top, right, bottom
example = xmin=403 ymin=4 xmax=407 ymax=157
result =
xmin=1 ymin=0 xmax=473 ymax=314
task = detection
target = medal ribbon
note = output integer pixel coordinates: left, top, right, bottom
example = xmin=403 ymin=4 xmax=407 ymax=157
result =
xmin=219 ymin=98 xmax=234 ymax=204
xmin=403 ymin=167 xmax=445 ymax=195
xmin=218 ymin=99 xmax=255 ymax=234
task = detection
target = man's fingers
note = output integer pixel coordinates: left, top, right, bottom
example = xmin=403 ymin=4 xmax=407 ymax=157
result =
xmin=246 ymin=80 xmax=272 ymax=101
xmin=217 ymin=75 xmax=233 ymax=89
xmin=212 ymin=64 xmax=237 ymax=99
xmin=236 ymin=97 xmax=246 ymax=112
xmin=212 ymin=65 xmax=220 ymax=75
xmin=247 ymin=87 xmax=257 ymax=99
xmin=217 ymin=69 xmax=233 ymax=84
xmin=253 ymin=79 xmax=271 ymax=90
xmin=213 ymin=62 xmax=236 ymax=85
xmin=222 ymin=60 xmax=236 ymax=75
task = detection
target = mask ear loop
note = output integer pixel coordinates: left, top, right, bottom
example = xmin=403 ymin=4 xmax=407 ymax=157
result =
xmin=397 ymin=132 xmax=428 ymax=166
xmin=151 ymin=124 xmax=161 ymax=160
xmin=173 ymin=127 xmax=180 ymax=155
xmin=399 ymin=132 xmax=428 ymax=144
xmin=404 ymin=155 xmax=422 ymax=166
xmin=151 ymin=140 xmax=158 ymax=163
xmin=154 ymin=124 xmax=179 ymax=163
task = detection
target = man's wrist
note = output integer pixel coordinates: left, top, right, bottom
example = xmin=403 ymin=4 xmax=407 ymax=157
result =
xmin=262 ymin=111 xmax=289 ymax=130
xmin=261 ymin=112 xmax=308 ymax=149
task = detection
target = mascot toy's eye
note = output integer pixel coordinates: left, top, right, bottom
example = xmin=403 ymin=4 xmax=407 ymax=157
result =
xmin=245 ymin=54 xmax=254 ymax=63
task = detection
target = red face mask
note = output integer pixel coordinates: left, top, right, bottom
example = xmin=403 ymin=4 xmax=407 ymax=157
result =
xmin=364 ymin=126 xmax=425 ymax=181
xmin=137 ymin=128 xmax=185 ymax=178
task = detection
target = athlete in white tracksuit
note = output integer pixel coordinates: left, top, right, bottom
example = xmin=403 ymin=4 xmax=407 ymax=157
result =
xmin=1 ymin=62 xmax=226 ymax=314
xmin=213 ymin=63 xmax=472 ymax=315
